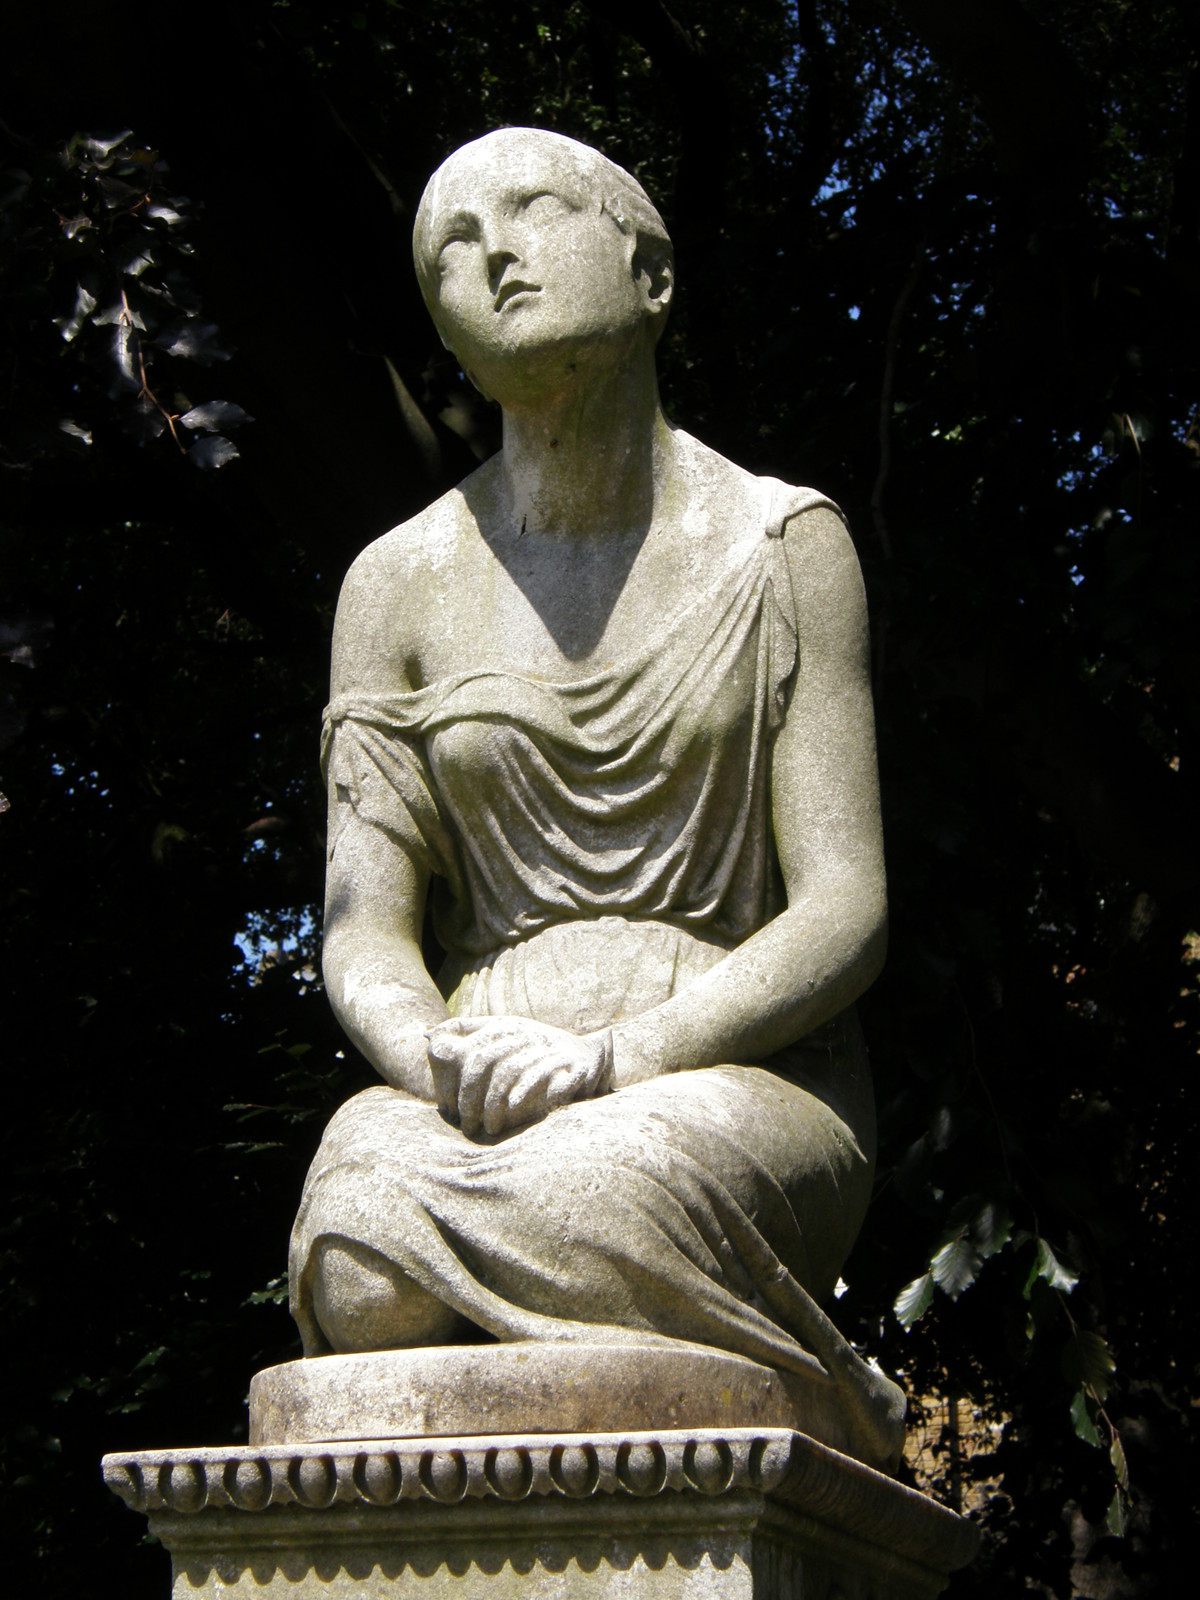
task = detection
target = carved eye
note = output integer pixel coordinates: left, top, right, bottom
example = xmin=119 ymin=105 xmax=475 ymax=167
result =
xmin=520 ymin=191 xmax=574 ymax=219
xmin=435 ymin=234 xmax=475 ymax=276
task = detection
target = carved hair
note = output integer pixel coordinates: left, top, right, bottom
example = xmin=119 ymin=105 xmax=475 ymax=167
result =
xmin=412 ymin=127 xmax=674 ymax=340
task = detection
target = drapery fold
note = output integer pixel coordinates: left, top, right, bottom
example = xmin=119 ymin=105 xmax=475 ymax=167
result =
xmin=291 ymin=481 xmax=906 ymax=1468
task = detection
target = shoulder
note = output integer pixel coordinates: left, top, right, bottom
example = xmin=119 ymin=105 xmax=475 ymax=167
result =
xmin=341 ymin=462 xmax=496 ymax=607
xmin=761 ymin=480 xmax=864 ymax=615
xmin=331 ymin=460 xmax=497 ymax=691
xmin=670 ymin=432 xmax=855 ymax=579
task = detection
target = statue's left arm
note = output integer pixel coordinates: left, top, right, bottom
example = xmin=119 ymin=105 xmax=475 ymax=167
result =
xmin=607 ymin=503 xmax=886 ymax=1086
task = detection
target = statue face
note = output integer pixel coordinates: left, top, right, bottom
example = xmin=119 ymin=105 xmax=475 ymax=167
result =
xmin=419 ymin=132 xmax=657 ymax=397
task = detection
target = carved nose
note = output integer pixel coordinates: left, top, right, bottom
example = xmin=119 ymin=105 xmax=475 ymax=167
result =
xmin=486 ymin=246 xmax=519 ymax=294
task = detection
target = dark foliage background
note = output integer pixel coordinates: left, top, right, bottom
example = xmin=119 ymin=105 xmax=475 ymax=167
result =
xmin=2 ymin=3 xmax=1196 ymax=1594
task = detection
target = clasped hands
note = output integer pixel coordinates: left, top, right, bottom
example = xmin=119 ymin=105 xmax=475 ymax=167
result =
xmin=425 ymin=1016 xmax=614 ymax=1138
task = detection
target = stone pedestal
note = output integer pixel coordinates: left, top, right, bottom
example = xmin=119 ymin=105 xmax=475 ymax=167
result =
xmin=104 ymin=1426 xmax=976 ymax=1599
xmin=104 ymin=1345 xmax=976 ymax=1597
xmin=247 ymin=1342 xmax=870 ymax=1459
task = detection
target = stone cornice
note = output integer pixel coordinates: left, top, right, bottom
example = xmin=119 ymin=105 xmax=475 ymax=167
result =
xmin=102 ymin=1427 xmax=978 ymax=1574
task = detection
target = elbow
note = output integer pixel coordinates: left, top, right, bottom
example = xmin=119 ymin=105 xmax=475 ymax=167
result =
xmin=844 ymin=875 xmax=887 ymax=998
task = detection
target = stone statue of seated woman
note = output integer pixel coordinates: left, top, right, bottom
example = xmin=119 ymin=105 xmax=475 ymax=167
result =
xmin=286 ymin=127 xmax=904 ymax=1471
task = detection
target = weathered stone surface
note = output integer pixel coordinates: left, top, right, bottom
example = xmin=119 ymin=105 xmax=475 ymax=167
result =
xmin=290 ymin=126 xmax=903 ymax=1474
xmin=103 ymin=1427 xmax=979 ymax=1599
xmin=102 ymin=131 xmax=982 ymax=1600
xmin=249 ymin=1341 xmax=857 ymax=1454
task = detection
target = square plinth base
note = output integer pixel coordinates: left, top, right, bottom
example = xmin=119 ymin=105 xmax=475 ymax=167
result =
xmin=103 ymin=1429 xmax=978 ymax=1600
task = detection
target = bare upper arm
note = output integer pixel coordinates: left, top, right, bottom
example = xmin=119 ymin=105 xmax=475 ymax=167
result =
xmin=770 ymin=506 xmax=885 ymax=907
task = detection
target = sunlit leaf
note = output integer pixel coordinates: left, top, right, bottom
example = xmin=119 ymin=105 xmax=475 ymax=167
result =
xmin=179 ymin=400 xmax=252 ymax=432
xmin=110 ymin=323 xmax=141 ymax=391
xmin=83 ymin=130 xmax=134 ymax=160
xmin=894 ymin=1271 xmax=934 ymax=1329
xmin=54 ymin=284 xmax=96 ymax=343
xmin=187 ymin=435 xmax=239 ymax=469
xmin=92 ymin=301 xmax=147 ymax=331
xmin=1023 ymin=1237 xmax=1078 ymax=1298
xmin=930 ymin=1233 xmax=981 ymax=1298
xmin=244 ymin=1276 xmax=289 ymax=1308
xmin=121 ymin=248 xmax=156 ymax=278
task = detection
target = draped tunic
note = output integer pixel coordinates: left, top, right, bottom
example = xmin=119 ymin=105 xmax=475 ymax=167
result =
xmin=289 ymin=477 xmax=901 ymax=1465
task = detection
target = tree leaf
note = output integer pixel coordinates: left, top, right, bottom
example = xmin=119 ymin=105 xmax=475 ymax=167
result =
xmin=1106 ymin=1487 xmax=1128 ymax=1537
xmin=154 ymin=321 xmax=231 ymax=365
xmin=930 ymin=1232 xmax=981 ymax=1298
xmin=97 ymin=174 xmax=145 ymax=210
xmin=83 ymin=130 xmax=134 ymax=161
xmin=894 ymin=1272 xmax=934 ymax=1329
xmin=1109 ymin=1431 xmax=1129 ymax=1490
xmin=972 ymin=1200 xmax=1011 ymax=1259
xmin=92 ymin=302 xmax=147 ymax=331
xmin=1023 ymin=1237 xmax=1078 ymax=1298
xmin=109 ymin=323 xmax=141 ymax=392
xmin=179 ymin=400 xmax=252 ymax=432
xmin=1069 ymin=1388 xmax=1101 ymax=1447
xmin=54 ymin=284 xmax=97 ymax=343
xmin=187 ymin=435 xmax=239 ymax=470
xmin=1062 ymin=1328 xmax=1116 ymax=1401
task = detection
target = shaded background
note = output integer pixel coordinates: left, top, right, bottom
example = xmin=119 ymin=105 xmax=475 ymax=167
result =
xmin=2 ymin=2 xmax=1197 ymax=1594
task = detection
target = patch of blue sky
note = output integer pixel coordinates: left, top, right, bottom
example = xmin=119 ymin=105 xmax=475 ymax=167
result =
xmin=233 ymin=903 xmax=320 ymax=983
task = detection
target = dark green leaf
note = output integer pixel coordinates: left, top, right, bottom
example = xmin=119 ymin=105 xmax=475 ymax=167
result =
xmin=1106 ymin=1487 xmax=1128 ymax=1538
xmin=1109 ymin=1431 xmax=1129 ymax=1490
xmin=972 ymin=1200 xmax=1011 ymax=1259
xmin=1062 ymin=1329 xmax=1117 ymax=1401
xmin=1069 ymin=1388 xmax=1101 ymax=1447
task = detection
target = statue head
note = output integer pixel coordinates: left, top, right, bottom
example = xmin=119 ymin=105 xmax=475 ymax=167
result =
xmin=413 ymin=128 xmax=674 ymax=399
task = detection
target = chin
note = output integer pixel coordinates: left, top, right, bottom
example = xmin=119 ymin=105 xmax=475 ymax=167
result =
xmin=482 ymin=327 xmax=647 ymax=402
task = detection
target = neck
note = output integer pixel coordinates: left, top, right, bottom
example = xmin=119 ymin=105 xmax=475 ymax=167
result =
xmin=499 ymin=353 xmax=672 ymax=539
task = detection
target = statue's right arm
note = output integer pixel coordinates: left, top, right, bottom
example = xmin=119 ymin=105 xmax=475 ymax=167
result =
xmin=319 ymin=545 xmax=449 ymax=1102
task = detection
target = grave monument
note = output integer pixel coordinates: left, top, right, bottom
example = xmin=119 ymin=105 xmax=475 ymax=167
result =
xmin=104 ymin=127 xmax=978 ymax=1598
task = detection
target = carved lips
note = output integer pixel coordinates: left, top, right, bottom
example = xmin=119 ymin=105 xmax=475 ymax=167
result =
xmin=494 ymin=280 xmax=541 ymax=311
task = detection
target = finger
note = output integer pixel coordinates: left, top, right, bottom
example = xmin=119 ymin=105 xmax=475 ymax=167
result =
xmin=482 ymin=1066 xmax=524 ymax=1137
xmin=426 ymin=1032 xmax=470 ymax=1069
xmin=455 ymin=1057 xmax=493 ymax=1136
xmin=494 ymin=1068 xmax=549 ymax=1134
xmin=426 ymin=1054 xmax=460 ymax=1121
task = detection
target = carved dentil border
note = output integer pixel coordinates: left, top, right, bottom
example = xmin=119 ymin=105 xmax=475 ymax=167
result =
xmin=102 ymin=1427 xmax=978 ymax=1572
